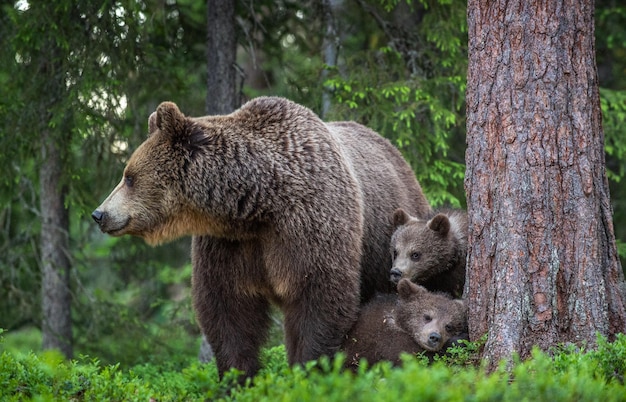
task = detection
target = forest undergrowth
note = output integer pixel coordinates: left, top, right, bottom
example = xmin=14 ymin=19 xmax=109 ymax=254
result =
xmin=2 ymin=330 xmax=625 ymax=401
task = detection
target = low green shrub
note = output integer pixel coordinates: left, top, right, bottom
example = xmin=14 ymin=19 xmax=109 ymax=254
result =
xmin=1 ymin=334 xmax=625 ymax=401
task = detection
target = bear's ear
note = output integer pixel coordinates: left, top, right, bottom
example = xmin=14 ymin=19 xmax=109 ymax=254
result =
xmin=428 ymin=214 xmax=450 ymax=236
xmin=155 ymin=101 xmax=186 ymax=136
xmin=453 ymin=298 xmax=467 ymax=311
xmin=392 ymin=208 xmax=410 ymax=227
xmin=148 ymin=112 xmax=158 ymax=135
xmin=397 ymin=278 xmax=426 ymax=300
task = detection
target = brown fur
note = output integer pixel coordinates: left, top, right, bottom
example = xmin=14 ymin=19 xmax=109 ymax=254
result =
xmin=390 ymin=209 xmax=467 ymax=297
xmin=342 ymin=279 xmax=468 ymax=370
xmin=92 ymin=97 xmax=431 ymax=381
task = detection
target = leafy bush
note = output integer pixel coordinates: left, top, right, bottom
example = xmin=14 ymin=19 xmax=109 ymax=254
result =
xmin=2 ymin=334 xmax=626 ymax=401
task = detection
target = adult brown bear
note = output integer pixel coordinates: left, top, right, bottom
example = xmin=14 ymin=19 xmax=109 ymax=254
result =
xmin=92 ymin=97 xmax=431 ymax=380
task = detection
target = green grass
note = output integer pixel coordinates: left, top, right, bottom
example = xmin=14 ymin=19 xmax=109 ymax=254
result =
xmin=1 ymin=332 xmax=625 ymax=401
xmin=1 ymin=326 xmax=42 ymax=353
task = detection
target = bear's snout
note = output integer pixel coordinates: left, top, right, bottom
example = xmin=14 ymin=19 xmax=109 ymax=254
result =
xmin=390 ymin=268 xmax=402 ymax=284
xmin=92 ymin=209 xmax=105 ymax=226
xmin=91 ymin=208 xmax=130 ymax=235
xmin=428 ymin=332 xmax=442 ymax=347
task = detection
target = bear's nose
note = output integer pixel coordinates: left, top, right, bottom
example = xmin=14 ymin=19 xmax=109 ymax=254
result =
xmin=389 ymin=268 xmax=402 ymax=284
xmin=428 ymin=332 xmax=441 ymax=345
xmin=92 ymin=209 xmax=105 ymax=225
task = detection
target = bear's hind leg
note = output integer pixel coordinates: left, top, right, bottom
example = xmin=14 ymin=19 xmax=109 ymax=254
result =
xmin=282 ymin=286 xmax=359 ymax=366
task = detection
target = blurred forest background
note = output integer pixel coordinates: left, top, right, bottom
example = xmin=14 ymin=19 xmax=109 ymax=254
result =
xmin=0 ymin=0 xmax=625 ymax=367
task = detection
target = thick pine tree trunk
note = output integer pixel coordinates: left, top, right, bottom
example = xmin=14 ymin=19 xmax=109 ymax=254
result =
xmin=40 ymin=128 xmax=73 ymax=359
xmin=465 ymin=0 xmax=626 ymax=370
xmin=199 ymin=0 xmax=239 ymax=363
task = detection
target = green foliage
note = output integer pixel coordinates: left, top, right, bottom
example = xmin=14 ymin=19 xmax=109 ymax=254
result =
xmin=2 ymin=335 xmax=626 ymax=401
xmin=596 ymin=2 xmax=626 ymax=89
xmin=0 ymin=349 xmax=216 ymax=401
xmin=0 ymin=0 xmax=206 ymax=353
xmin=71 ymin=241 xmax=199 ymax=366
xmin=600 ymin=87 xmax=626 ymax=182
xmin=433 ymin=333 xmax=487 ymax=367
xmin=2 ymin=327 xmax=41 ymax=353
xmin=237 ymin=0 xmax=328 ymax=107
xmin=595 ymin=1 xmax=626 ymax=267
xmin=325 ymin=0 xmax=468 ymax=207
xmin=551 ymin=333 xmax=626 ymax=385
xmin=617 ymin=239 xmax=626 ymax=266
xmin=600 ymin=86 xmax=626 ymax=264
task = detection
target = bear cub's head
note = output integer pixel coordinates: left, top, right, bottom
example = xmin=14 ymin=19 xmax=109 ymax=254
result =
xmin=395 ymin=279 xmax=467 ymax=352
xmin=389 ymin=208 xmax=467 ymax=289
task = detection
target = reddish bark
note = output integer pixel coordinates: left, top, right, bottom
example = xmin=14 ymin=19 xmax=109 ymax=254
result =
xmin=465 ymin=0 xmax=626 ymax=370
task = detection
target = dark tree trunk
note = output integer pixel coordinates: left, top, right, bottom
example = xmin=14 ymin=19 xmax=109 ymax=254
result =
xmin=206 ymin=0 xmax=239 ymax=115
xmin=40 ymin=128 xmax=72 ymax=359
xmin=320 ymin=0 xmax=341 ymax=119
xmin=199 ymin=0 xmax=239 ymax=363
xmin=465 ymin=0 xmax=626 ymax=370
xmin=36 ymin=22 xmax=73 ymax=358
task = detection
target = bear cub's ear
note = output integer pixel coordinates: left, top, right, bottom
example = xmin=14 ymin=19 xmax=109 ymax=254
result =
xmin=147 ymin=102 xmax=186 ymax=136
xmin=392 ymin=208 xmax=410 ymax=227
xmin=454 ymin=298 xmax=467 ymax=311
xmin=397 ymin=278 xmax=427 ymax=300
xmin=428 ymin=213 xmax=451 ymax=236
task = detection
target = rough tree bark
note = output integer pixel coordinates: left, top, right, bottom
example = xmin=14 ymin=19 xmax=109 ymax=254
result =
xmin=40 ymin=128 xmax=73 ymax=359
xmin=465 ymin=0 xmax=626 ymax=370
xmin=199 ymin=0 xmax=239 ymax=363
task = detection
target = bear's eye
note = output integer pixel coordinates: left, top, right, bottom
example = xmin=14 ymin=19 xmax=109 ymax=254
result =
xmin=125 ymin=175 xmax=134 ymax=188
xmin=445 ymin=324 xmax=452 ymax=332
xmin=423 ymin=314 xmax=432 ymax=322
xmin=410 ymin=252 xmax=421 ymax=261
xmin=393 ymin=249 xmax=398 ymax=260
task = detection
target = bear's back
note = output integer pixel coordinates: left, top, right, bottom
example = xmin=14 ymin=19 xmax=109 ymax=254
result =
xmin=328 ymin=121 xmax=432 ymax=300
xmin=233 ymin=97 xmax=329 ymax=139
xmin=195 ymin=97 xmax=432 ymax=301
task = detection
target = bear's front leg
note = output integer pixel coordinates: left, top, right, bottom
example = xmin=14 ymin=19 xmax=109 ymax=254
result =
xmin=191 ymin=236 xmax=271 ymax=382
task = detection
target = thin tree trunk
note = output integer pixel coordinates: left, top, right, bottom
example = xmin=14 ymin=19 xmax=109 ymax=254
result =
xmin=199 ymin=0 xmax=239 ymax=363
xmin=465 ymin=0 xmax=626 ymax=371
xmin=320 ymin=0 xmax=341 ymax=119
xmin=206 ymin=0 xmax=238 ymax=115
xmin=40 ymin=128 xmax=72 ymax=359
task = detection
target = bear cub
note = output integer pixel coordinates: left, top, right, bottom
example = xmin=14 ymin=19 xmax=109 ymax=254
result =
xmin=390 ymin=209 xmax=468 ymax=297
xmin=342 ymin=278 xmax=468 ymax=369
